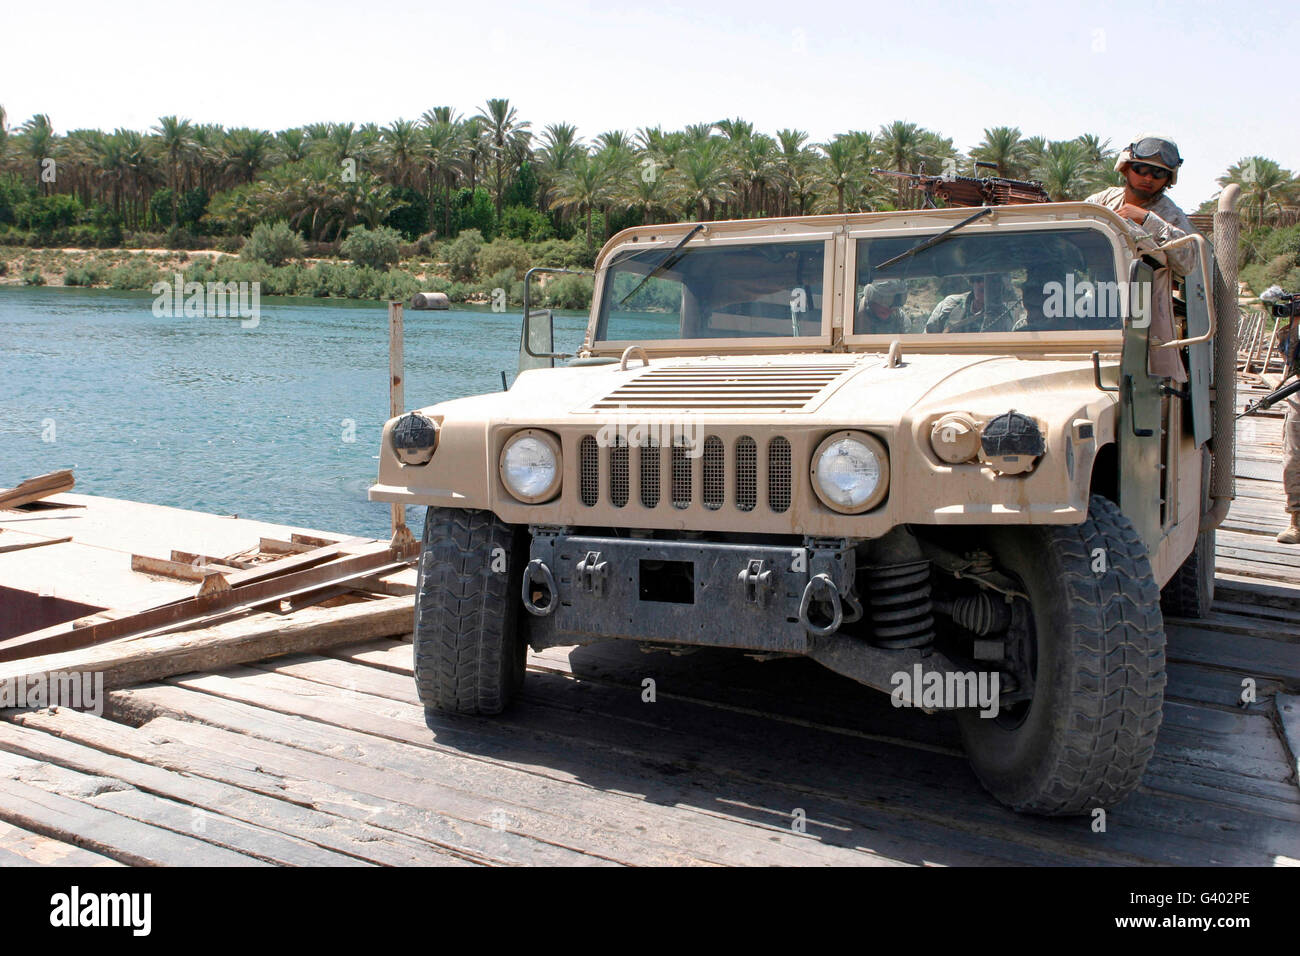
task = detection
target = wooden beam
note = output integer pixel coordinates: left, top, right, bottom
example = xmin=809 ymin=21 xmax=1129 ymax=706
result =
xmin=0 ymin=596 xmax=413 ymax=693
xmin=0 ymin=544 xmax=410 ymax=661
xmin=0 ymin=470 xmax=75 ymax=510
xmin=0 ymin=535 xmax=71 ymax=554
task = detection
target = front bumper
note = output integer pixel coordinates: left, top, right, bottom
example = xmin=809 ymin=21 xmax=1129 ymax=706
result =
xmin=522 ymin=532 xmax=856 ymax=654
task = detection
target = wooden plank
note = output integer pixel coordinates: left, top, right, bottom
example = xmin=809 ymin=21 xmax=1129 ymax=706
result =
xmin=121 ymin=680 xmax=908 ymax=866
xmin=105 ymin=693 xmax=624 ymax=866
xmin=0 ymin=545 xmax=408 ymax=660
xmin=0 ymin=818 xmax=122 ymax=866
xmin=0 ymin=761 xmax=266 ymax=866
xmin=1167 ymin=623 xmax=1300 ymax=683
xmin=0 ymin=470 xmax=75 ymax=510
xmin=0 ymin=595 xmax=413 ymax=693
xmin=0 ymin=535 xmax=71 ymax=554
xmin=0 ymin=749 xmax=368 ymax=867
xmin=130 ymin=554 xmax=230 ymax=587
xmin=0 ymin=712 xmax=472 ymax=867
xmin=148 ymin=658 xmax=1266 ymax=866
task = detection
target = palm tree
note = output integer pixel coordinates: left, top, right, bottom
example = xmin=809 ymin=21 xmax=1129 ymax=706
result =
xmin=152 ymin=115 xmax=193 ymax=225
xmin=0 ymin=105 xmax=9 ymax=172
xmin=815 ymin=137 xmax=863 ymax=214
xmin=775 ymin=129 xmax=813 ymax=215
xmin=20 ymin=114 xmax=55 ymax=193
xmin=476 ymin=98 xmax=531 ymax=218
xmin=223 ymin=128 xmax=274 ymax=184
xmin=276 ymin=128 xmax=309 ymax=164
xmin=536 ymin=122 xmax=583 ymax=213
xmin=553 ymin=151 xmax=614 ymax=243
xmin=1034 ymin=140 xmax=1092 ymax=201
xmin=969 ymin=126 xmax=1030 ymax=179
xmin=422 ymin=119 xmax=466 ymax=235
xmin=1219 ymin=157 xmax=1299 ymax=227
xmin=382 ymin=119 xmax=419 ymax=189
xmin=672 ymin=139 xmax=736 ymax=221
xmin=877 ymin=120 xmax=925 ymax=207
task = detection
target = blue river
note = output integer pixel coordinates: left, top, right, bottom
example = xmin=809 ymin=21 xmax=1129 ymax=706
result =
xmin=0 ymin=287 xmax=587 ymax=540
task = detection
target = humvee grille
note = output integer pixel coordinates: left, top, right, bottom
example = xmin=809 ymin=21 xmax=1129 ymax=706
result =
xmin=576 ymin=431 xmax=792 ymax=515
xmin=640 ymin=436 xmax=661 ymax=507
xmin=768 ymin=437 xmax=792 ymax=513
xmin=702 ymin=436 xmax=725 ymax=510
xmin=671 ymin=436 xmax=692 ymax=509
xmin=610 ymin=436 xmax=629 ymax=507
xmin=590 ymin=362 xmax=859 ymax=412
xmin=579 ymin=436 xmax=599 ymax=506
xmin=736 ymin=436 xmax=757 ymax=512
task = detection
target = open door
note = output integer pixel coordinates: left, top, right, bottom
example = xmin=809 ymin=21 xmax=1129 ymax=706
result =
xmin=1119 ymin=260 xmax=1167 ymax=554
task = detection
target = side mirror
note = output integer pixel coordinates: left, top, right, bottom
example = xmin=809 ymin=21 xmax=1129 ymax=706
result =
xmin=518 ymin=266 xmax=591 ymax=375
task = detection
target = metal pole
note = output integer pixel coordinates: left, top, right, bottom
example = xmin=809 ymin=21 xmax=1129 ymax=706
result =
xmin=389 ymin=301 xmax=406 ymax=542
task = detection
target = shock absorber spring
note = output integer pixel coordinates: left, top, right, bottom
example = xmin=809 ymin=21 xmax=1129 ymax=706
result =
xmin=866 ymin=559 xmax=935 ymax=649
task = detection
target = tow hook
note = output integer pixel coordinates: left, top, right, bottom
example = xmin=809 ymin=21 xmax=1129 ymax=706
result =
xmin=522 ymin=558 xmax=557 ymax=616
xmin=798 ymin=573 xmax=844 ymax=636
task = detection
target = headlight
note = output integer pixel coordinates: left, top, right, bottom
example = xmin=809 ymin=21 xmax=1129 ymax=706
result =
xmin=391 ymin=412 xmax=438 ymax=465
xmin=500 ymin=430 xmax=562 ymax=503
xmin=810 ymin=431 xmax=889 ymax=513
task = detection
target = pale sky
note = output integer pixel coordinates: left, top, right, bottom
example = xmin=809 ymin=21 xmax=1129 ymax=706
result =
xmin=3 ymin=0 xmax=1295 ymax=209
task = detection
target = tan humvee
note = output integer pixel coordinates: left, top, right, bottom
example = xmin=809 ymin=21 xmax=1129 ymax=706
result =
xmin=371 ymin=189 xmax=1243 ymax=815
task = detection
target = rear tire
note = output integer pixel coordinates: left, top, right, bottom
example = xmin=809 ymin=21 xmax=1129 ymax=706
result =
xmin=958 ymin=495 xmax=1166 ymax=815
xmin=413 ymin=507 xmax=526 ymax=715
xmin=1160 ymin=528 xmax=1215 ymax=619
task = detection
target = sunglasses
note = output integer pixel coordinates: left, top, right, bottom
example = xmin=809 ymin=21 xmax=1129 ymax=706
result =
xmin=1129 ymin=162 xmax=1170 ymax=180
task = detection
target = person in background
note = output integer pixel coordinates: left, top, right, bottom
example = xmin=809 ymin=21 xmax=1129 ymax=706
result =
xmin=1086 ymin=135 xmax=1195 ymax=275
xmin=927 ymin=275 xmax=1016 ymax=333
xmin=1263 ymin=286 xmax=1300 ymax=543
xmin=855 ymin=279 xmax=908 ymax=334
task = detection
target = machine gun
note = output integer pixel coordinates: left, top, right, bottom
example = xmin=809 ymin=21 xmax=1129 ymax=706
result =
xmin=1237 ymin=378 xmax=1300 ymax=419
xmin=872 ymin=163 xmax=1051 ymax=208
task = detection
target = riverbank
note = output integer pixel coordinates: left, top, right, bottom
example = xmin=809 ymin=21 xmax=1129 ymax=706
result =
xmin=0 ymin=243 xmax=594 ymax=309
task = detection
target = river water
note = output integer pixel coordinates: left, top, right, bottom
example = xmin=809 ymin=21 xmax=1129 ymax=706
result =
xmin=0 ymin=288 xmax=587 ymax=539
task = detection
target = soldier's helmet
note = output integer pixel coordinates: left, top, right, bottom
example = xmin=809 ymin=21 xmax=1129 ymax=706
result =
xmin=1115 ymin=135 xmax=1183 ymax=186
xmin=859 ymin=278 xmax=907 ymax=311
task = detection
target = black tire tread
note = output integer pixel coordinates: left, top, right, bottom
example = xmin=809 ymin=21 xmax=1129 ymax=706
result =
xmin=1160 ymin=528 xmax=1215 ymax=619
xmin=962 ymin=495 xmax=1166 ymax=815
xmin=413 ymin=507 xmax=523 ymax=715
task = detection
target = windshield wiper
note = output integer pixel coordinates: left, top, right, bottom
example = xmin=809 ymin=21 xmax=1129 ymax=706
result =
xmin=619 ymin=224 xmax=705 ymax=306
xmin=874 ymin=207 xmax=992 ymax=272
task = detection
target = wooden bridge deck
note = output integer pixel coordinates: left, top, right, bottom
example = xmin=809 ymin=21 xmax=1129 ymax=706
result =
xmin=1 ymin=389 xmax=1298 ymax=866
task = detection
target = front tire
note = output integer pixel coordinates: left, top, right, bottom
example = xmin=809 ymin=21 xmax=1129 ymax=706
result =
xmin=413 ymin=507 xmax=526 ymax=715
xmin=958 ymin=495 xmax=1166 ymax=815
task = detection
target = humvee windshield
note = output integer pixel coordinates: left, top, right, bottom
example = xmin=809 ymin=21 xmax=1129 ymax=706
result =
xmin=596 ymin=240 xmax=826 ymax=341
xmin=853 ymin=226 xmax=1120 ymax=336
xmin=593 ymin=227 xmax=1121 ymax=344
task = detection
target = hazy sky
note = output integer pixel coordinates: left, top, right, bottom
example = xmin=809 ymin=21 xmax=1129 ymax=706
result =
xmin=3 ymin=0 xmax=1294 ymax=209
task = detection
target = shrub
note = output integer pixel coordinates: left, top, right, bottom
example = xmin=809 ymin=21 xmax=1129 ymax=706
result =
xmin=63 ymin=264 xmax=106 ymax=286
xmin=476 ymin=238 xmax=531 ymax=283
xmin=107 ymin=259 xmax=163 ymax=290
xmin=242 ymin=220 xmax=304 ymax=267
xmin=499 ymin=204 xmax=554 ymax=243
xmin=542 ymin=273 xmax=594 ymax=310
xmin=446 ymin=228 xmax=484 ymax=282
xmin=340 ymin=225 xmax=403 ymax=271
xmin=23 ymin=268 xmax=45 ymax=286
xmin=216 ymin=235 xmax=245 ymax=254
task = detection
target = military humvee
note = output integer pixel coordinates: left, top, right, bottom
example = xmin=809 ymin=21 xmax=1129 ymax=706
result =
xmin=371 ymin=189 xmax=1243 ymax=815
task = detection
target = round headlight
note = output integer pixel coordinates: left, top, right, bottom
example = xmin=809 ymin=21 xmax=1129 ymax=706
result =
xmin=810 ymin=431 xmax=889 ymax=513
xmin=500 ymin=430 xmax=562 ymax=503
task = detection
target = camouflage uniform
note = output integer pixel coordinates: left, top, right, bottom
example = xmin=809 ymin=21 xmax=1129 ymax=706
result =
xmin=1085 ymin=186 xmax=1197 ymax=275
xmin=1280 ymin=318 xmax=1300 ymax=541
xmin=926 ymin=291 xmax=1016 ymax=333
xmin=855 ymin=280 xmax=908 ymax=334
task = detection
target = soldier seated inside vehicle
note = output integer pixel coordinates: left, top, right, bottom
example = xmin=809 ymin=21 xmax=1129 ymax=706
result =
xmin=855 ymin=279 xmax=909 ymax=334
xmin=853 ymin=227 xmax=1123 ymax=336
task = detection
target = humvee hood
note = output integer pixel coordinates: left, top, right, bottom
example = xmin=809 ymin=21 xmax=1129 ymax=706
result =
xmin=440 ymin=352 xmax=1111 ymax=427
